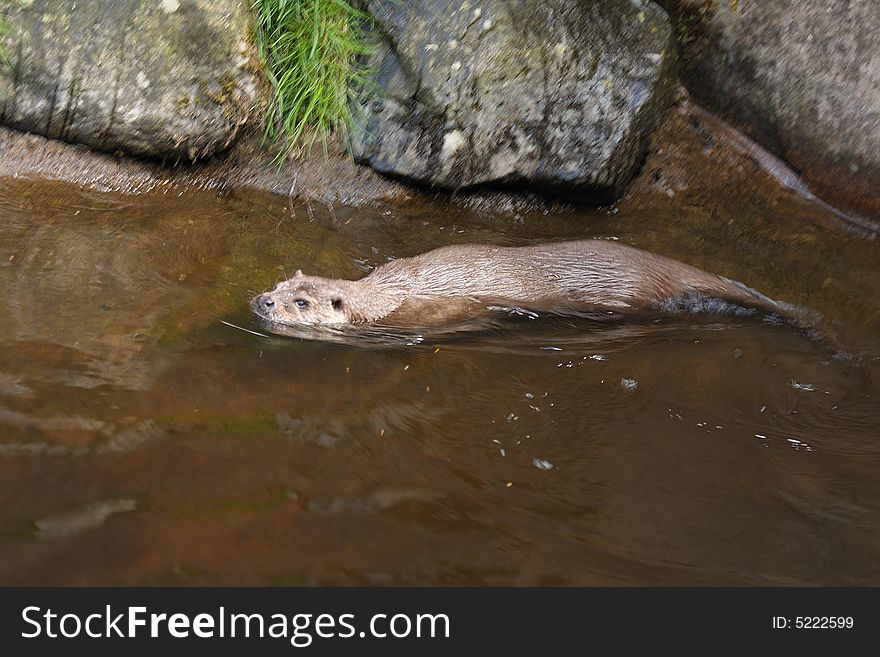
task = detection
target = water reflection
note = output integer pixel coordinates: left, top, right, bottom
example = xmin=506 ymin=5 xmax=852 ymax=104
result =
xmin=34 ymin=499 xmax=138 ymax=541
xmin=0 ymin=182 xmax=235 ymax=391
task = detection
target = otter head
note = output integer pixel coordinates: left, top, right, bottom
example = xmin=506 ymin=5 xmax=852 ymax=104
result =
xmin=251 ymin=271 xmax=349 ymax=326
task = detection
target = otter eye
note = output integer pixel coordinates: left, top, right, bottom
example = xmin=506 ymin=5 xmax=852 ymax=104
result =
xmin=332 ymin=298 xmax=343 ymax=310
xmin=294 ymin=299 xmax=309 ymax=309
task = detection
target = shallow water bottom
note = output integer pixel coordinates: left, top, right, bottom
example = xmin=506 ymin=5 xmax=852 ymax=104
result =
xmin=0 ymin=178 xmax=877 ymax=585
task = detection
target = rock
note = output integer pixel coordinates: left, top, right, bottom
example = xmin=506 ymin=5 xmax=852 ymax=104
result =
xmin=0 ymin=122 xmax=412 ymax=205
xmin=350 ymin=0 xmax=677 ymax=199
xmin=663 ymin=0 xmax=880 ymax=222
xmin=0 ymin=0 xmax=258 ymax=161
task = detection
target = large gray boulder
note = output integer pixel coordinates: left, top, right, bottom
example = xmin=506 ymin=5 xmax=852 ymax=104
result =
xmin=0 ymin=0 xmax=257 ymax=161
xmin=664 ymin=0 xmax=880 ymax=222
xmin=350 ymin=0 xmax=677 ymax=199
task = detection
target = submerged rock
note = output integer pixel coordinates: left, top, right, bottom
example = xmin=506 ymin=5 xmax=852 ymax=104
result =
xmin=0 ymin=0 xmax=257 ymax=160
xmin=350 ymin=0 xmax=677 ymax=199
xmin=664 ymin=0 xmax=880 ymax=222
xmin=34 ymin=499 xmax=138 ymax=540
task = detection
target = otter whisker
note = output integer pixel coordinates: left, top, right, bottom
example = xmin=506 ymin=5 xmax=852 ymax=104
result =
xmin=220 ymin=320 xmax=270 ymax=338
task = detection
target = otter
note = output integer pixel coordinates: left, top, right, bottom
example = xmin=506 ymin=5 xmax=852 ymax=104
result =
xmin=251 ymin=240 xmax=800 ymax=331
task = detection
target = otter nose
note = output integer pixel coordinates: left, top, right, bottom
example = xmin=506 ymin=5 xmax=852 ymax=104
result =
xmin=256 ymin=294 xmax=275 ymax=312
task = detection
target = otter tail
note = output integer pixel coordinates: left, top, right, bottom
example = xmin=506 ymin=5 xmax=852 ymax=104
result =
xmin=714 ymin=276 xmax=802 ymax=321
xmin=659 ymin=274 xmax=819 ymax=335
xmin=693 ymin=275 xmax=845 ymax=352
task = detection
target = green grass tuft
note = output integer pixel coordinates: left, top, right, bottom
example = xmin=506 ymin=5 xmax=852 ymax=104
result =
xmin=251 ymin=0 xmax=375 ymax=160
xmin=0 ymin=3 xmax=11 ymax=69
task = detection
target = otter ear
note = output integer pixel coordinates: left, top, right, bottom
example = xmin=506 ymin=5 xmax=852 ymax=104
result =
xmin=294 ymin=269 xmax=303 ymax=278
xmin=332 ymin=297 xmax=344 ymax=311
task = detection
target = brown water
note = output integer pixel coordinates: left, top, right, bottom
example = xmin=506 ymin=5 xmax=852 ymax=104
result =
xmin=0 ymin=177 xmax=878 ymax=585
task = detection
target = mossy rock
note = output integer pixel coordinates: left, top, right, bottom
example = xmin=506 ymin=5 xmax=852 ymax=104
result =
xmin=0 ymin=0 xmax=258 ymax=160
xmin=350 ymin=0 xmax=677 ymax=200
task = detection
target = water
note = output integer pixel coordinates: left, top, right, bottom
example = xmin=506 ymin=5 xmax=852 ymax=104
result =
xmin=0 ymin=177 xmax=877 ymax=585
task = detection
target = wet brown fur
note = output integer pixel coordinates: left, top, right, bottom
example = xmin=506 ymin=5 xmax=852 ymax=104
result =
xmin=252 ymin=240 xmax=789 ymax=327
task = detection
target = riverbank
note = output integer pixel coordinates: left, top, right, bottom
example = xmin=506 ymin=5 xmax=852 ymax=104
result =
xmin=2 ymin=88 xmax=876 ymax=240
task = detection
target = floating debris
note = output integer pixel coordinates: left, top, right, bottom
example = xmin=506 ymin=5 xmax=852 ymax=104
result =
xmin=789 ymin=381 xmax=817 ymax=392
xmin=620 ymin=378 xmax=638 ymax=392
xmin=785 ymin=437 xmax=814 ymax=452
xmin=533 ymin=458 xmax=554 ymax=471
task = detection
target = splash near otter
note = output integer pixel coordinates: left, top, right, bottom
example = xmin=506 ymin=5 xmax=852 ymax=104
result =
xmin=252 ymin=240 xmax=801 ymax=336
